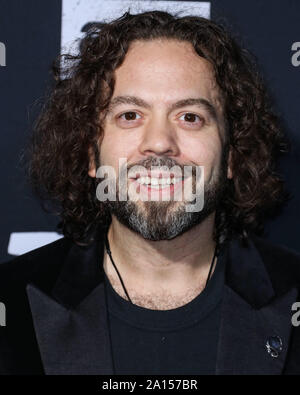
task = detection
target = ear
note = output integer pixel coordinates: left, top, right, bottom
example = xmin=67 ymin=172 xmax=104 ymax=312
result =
xmin=227 ymin=148 xmax=233 ymax=179
xmin=88 ymin=146 xmax=97 ymax=178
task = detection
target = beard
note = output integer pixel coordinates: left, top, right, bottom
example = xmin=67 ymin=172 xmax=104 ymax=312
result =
xmin=103 ymin=151 xmax=229 ymax=241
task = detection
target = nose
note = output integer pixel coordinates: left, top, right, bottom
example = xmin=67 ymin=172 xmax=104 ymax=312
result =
xmin=138 ymin=116 xmax=180 ymax=157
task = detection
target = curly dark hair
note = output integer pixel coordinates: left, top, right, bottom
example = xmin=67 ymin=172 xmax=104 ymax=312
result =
xmin=28 ymin=10 xmax=288 ymax=247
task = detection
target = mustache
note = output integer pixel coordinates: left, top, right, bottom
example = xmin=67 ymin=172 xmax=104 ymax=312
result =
xmin=126 ymin=156 xmax=197 ymax=176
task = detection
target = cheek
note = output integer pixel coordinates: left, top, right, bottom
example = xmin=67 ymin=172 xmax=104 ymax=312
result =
xmin=99 ymin=127 xmax=136 ymax=168
xmin=180 ymin=137 xmax=223 ymax=184
xmin=181 ymin=136 xmax=222 ymax=170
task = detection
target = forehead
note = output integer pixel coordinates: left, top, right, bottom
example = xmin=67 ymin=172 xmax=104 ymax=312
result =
xmin=113 ymin=39 xmax=222 ymax=108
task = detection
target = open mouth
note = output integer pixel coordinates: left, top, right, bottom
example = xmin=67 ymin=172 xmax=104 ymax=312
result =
xmin=128 ymin=172 xmax=187 ymax=200
xmin=134 ymin=175 xmax=184 ymax=189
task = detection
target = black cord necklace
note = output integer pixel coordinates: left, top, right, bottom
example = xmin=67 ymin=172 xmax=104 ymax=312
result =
xmin=104 ymin=233 xmax=133 ymax=304
xmin=104 ymin=233 xmax=218 ymax=305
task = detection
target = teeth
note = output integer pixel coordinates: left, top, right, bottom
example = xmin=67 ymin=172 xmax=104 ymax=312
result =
xmin=136 ymin=177 xmax=183 ymax=187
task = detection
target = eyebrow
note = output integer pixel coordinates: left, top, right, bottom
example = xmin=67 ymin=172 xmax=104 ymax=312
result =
xmin=108 ymin=95 xmax=219 ymax=121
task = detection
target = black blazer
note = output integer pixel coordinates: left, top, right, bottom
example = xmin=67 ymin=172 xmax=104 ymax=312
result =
xmin=0 ymin=229 xmax=300 ymax=375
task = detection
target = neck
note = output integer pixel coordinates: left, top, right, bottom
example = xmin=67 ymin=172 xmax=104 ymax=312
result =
xmin=103 ymin=212 xmax=217 ymax=299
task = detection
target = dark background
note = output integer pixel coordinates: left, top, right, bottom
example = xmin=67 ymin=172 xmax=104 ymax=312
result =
xmin=0 ymin=0 xmax=299 ymax=262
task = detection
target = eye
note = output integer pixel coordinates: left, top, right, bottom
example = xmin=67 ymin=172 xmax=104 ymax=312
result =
xmin=119 ymin=112 xmax=141 ymax=121
xmin=179 ymin=113 xmax=203 ymax=124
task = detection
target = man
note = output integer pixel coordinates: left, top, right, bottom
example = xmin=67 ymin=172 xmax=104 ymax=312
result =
xmin=1 ymin=10 xmax=300 ymax=375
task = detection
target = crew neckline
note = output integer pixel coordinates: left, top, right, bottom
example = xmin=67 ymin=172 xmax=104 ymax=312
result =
xmin=104 ymin=244 xmax=227 ymax=331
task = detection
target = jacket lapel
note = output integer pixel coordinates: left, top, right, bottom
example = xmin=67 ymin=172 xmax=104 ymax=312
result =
xmin=26 ymin=227 xmax=298 ymax=375
xmin=26 ymin=282 xmax=113 ymax=375
xmin=216 ymin=237 xmax=298 ymax=375
xmin=26 ymin=229 xmax=114 ymax=375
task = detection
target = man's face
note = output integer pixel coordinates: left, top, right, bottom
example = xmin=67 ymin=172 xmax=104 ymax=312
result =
xmin=91 ymin=39 xmax=231 ymax=240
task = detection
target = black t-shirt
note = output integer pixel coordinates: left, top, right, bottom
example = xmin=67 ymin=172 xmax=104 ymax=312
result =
xmin=104 ymin=245 xmax=227 ymax=375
